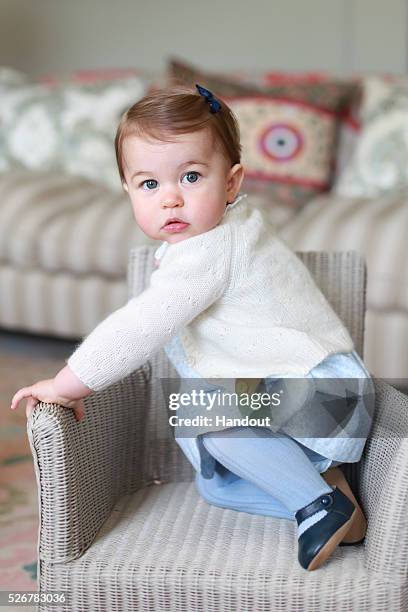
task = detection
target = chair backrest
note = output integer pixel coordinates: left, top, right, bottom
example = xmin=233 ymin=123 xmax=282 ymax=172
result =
xmin=127 ymin=246 xmax=368 ymax=484
xmin=295 ymin=250 xmax=367 ymax=359
xmin=128 ymin=246 xmax=367 ymax=358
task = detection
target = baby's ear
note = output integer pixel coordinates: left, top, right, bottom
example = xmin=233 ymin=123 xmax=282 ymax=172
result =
xmin=122 ymin=182 xmax=129 ymax=193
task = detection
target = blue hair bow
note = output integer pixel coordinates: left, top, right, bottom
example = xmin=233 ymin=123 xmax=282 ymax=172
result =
xmin=195 ymin=83 xmax=222 ymax=114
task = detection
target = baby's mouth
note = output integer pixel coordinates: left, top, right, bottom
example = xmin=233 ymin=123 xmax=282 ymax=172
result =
xmin=162 ymin=219 xmax=190 ymax=233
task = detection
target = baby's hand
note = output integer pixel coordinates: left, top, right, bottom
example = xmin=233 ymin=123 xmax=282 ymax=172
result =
xmin=10 ymin=378 xmax=85 ymax=422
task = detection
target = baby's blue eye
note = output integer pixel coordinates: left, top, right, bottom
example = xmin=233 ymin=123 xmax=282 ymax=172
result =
xmin=141 ymin=179 xmax=158 ymax=190
xmin=182 ymin=171 xmax=200 ymax=184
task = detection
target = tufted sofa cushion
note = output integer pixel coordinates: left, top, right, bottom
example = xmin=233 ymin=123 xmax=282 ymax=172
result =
xmin=279 ymin=189 xmax=408 ymax=314
xmin=279 ymin=189 xmax=408 ymax=378
xmin=0 ymin=170 xmax=157 ymax=279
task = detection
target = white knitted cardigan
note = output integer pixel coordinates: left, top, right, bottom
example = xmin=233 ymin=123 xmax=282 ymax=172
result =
xmin=67 ymin=195 xmax=355 ymax=391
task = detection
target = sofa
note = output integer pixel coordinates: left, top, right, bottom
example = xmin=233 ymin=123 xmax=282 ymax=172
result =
xmin=0 ymin=62 xmax=407 ymax=381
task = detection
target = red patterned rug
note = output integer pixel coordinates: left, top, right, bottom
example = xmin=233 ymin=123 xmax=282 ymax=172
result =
xmin=0 ymin=352 xmax=65 ymax=591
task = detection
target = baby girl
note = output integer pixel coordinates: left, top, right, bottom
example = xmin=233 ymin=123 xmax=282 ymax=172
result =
xmin=11 ymin=83 xmax=374 ymax=571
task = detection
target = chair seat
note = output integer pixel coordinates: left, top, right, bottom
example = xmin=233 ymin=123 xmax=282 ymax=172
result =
xmin=53 ymin=482 xmax=391 ymax=611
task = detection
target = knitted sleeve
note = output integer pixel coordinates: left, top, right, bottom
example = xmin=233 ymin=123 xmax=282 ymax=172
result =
xmin=66 ymin=227 xmax=231 ymax=392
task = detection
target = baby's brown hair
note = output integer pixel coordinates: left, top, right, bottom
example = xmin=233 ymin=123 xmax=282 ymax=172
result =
xmin=115 ymin=84 xmax=242 ymax=186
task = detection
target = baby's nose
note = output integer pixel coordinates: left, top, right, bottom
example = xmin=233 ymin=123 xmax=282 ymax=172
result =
xmin=162 ymin=198 xmax=184 ymax=208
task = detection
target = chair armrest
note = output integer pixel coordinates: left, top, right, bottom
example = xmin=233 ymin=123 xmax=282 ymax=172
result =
xmin=359 ymin=378 xmax=408 ymax=583
xmin=26 ymin=364 xmax=151 ymax=564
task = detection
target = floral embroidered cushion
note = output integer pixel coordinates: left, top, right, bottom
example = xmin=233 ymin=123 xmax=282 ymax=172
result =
xmin=0 ymin=68 xmax=155 ymax=191
xmin=333 ymin=75 xmax=408 ymax=197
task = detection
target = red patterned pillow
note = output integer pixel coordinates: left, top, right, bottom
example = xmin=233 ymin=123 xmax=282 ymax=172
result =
xmin=227 ymin=67 xmax=363 ymax=189
xmin=167 ymin=58 xmax=360 ymax=208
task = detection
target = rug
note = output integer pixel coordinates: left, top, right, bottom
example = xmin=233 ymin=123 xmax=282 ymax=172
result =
xmin=0 ymin=352 xmax=65 ymax=591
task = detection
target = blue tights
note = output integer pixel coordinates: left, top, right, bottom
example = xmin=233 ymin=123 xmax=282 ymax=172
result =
xmin=190 ymin=427 xmax=335 ymax=520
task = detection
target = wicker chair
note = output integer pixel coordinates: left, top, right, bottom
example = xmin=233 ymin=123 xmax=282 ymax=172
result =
xmin=27 ymin=246 xmax=408 ymax=612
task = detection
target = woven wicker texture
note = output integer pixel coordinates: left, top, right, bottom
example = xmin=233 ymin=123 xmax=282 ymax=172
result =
xmin=27 ymin=246 xmax=408 ymax=611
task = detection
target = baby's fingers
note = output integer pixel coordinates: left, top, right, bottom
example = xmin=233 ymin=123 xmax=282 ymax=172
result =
xmin=11 ymin=387 xmax=34 ymax=411
xmin=73 ymin=400 xmax=85 ymax=422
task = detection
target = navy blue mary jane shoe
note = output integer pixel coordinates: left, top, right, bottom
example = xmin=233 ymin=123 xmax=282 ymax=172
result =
xmin=295 ymin=486 xmax=356 ymax=571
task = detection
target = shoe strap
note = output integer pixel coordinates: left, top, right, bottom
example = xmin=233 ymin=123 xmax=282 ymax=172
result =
xmin=295 ymin=487 xmax=337 ymax=524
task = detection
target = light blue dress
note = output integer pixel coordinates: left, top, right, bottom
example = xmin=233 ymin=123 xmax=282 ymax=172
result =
xmin=163 ymin=332 xmax=375 ymax=476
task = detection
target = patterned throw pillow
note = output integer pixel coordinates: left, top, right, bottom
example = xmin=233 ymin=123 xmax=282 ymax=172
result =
xmin=167 ymin=58 xmax=359 ymax=208
xmin=230 ymin=68 xmax=363 ymax=186
xmin=333 ymin=75 xmax=408 ymax=197
xmin=0 ymin=71 xmax=153 ymax=191
xmin=0 ymin=66 xmax=32 ymax=89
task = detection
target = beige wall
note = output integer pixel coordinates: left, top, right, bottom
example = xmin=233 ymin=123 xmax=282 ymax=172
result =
xmin=0 ymin=0 xmax=407 ymax=78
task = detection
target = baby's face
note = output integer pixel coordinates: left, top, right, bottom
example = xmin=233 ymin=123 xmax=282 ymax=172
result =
xmin=121 ymin=128 xmax=244 ymax=244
